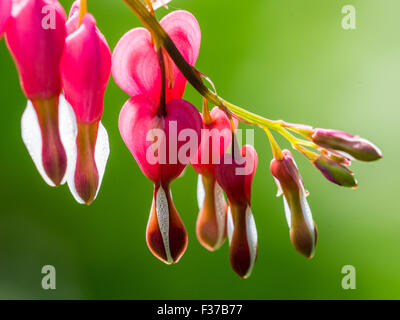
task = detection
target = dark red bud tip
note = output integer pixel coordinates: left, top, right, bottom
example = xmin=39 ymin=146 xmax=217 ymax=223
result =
xmin=229 ymin=203 xmax=258 ymax=279
xmin=146 ymin=185 xmax=188 ymax=264
xmin=313 ymin=156 xmax=357 ymax=188
xmin=73 ymin=122 xmax=100 ymax=205
xmin=312 ymin=129 xmax=382 ymax=162
xmin=31 ymin=97 xmax=67 ymax=186
xmin=196 ymin=175 xmax=227 ymax=251
xmin=290 ymin=221 xmax=318 ymax=259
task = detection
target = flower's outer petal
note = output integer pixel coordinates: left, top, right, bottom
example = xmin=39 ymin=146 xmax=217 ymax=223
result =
xmin=111 ymin=10 xmax=200 ymax=103
xmin=61 ymin=13 xmax=111 ymax=123
xmin=21 ymin=94 xmax=76 ymax=186
xmin=5 ymin=0 xmax=67 ymax=99
xmin=146 ymin=184 xmax=188 ymax=264
xmin=119 ymin=97 xmax=202 ymax=184
xmin=191 ymin=107 xmax=233 ymax=175
xmin=161 ymin=10 xmax=201 ymax=102
xmin=0 ymin=0 xmax=11 ymax=37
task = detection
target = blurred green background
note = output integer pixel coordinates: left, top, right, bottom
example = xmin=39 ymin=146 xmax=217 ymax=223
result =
xmin=0 ymin=0 xmax=397 ymax=299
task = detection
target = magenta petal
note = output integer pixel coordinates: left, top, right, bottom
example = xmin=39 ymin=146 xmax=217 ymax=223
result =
xmin=5 ymin=0 xmax=67 ymax=100
xmin=0 ymin=0 xmax=11 ymax=37
xmin=119 ymin=96 xmax=202 ymax=184
xmin=61 ymin=14 xmax=111 ymax=123
xmin=112 ymin=10 xmax=201 ymax=103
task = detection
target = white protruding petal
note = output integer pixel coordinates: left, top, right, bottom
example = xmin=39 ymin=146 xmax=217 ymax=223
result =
xmin=273 ymin=177 xmax=283 ymax=197
xmin=58 ymin=94 xmax=78 ymax=186
xmin=197 ymin=174 xmax=205 ymax=209
xmin=156 ymin=186 xmax=173 ymax=264
xmin=214 ymin=182 xmax=227 ymax=248
xmin=283 ymin=196 xmax=292 ymax=228
xmin=150 ymin=0 xmax=171 ymax=10
xmin=299 ymin=188 xmax=315 ymax=243
xmin=245 ymin=205 xmax=258 ymax=278
xmin=93 ymin=121 xmax=110 ymax=199
xmin=227 ymin=206 xmax=234 ymax=245
xmin=21 ymin=100 xmax=55 ymax=186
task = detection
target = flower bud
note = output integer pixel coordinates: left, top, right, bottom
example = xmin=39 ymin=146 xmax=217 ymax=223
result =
xmin=192 ymin=107 xmax=232 ymax=251
xmin=61 ymin=4 xmax=111 ymax=204
xmin=6 ymin=0 xmax=70 ymax=186
xmin=313 ymin=156 xmax=357 ymax=188
xmin=312 ymin=129 xmax=382 ymax=162
xmin=215 ymin=144 xmax=258 ymax=278
xmin=270 ymin=150 xmax=317 ymax=258
xmin=0 ymin=0 xmax=11 ymax=37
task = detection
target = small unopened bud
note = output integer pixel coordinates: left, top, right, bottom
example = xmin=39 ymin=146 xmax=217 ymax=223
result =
xmin=313 ymin=156 xmax=357 ymax=188
xmin=312 ymin=129 xmax=382 ymax=162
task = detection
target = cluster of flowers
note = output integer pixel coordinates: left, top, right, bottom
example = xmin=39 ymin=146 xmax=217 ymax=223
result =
xmin=0 ymin=0 xmax=382 ymax=278
xmin=0 ymin=0 xmax=111 ymax=204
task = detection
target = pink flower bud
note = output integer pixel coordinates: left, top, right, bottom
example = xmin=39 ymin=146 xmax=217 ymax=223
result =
xmin=313 ymin=156 xmax=357 ymax=188
xmin=270 ymin=150 xmax=317 ymax=258
xmin=191 ymin=107 xmax=233 ymax=251
xmin=312 ymin=128 xmax=382 ymax=162
xmin=6 ymin=0 xmax=70 ymax=186
xmin=215 ymin=144 xmax=258 ymax=278
xmin=0 ymin=0 xmax=11 ymax=37
xmin=119 ymin=96 xmax=202 ymax=263
xmin=60 ymin=4 xmax=111 ymax=204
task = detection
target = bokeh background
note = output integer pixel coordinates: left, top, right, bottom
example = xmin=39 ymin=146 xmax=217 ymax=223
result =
xmin=0 ymin=0 xmax=398 ymax=299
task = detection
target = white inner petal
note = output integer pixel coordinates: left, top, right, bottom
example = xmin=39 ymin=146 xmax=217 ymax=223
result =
xmin=156 ymin=186 xmax=173 ymax=263
xmin=227 ymin=206 xmax=234 ymax=245
xmin=93 ymin=121 xmax=110 ymax=199
xmin=21 ymin=100 xmax=56 ymax=186
xmin=58 ymin=94 xmax=78 ymax=186
xmin=214 ymin=182 xmax=227 ymax=248
xmin=197 ymin=174 xmax=205 ymax=209
xmin=283 ymin=196 xmax=292 ymax=228
xmin=151 ymin=0 xmax=171 ymax=10
xmin=245 ymin=205 xmax=258 ymax=278
xmin=299 ymin=188 xmax=315 ymax=243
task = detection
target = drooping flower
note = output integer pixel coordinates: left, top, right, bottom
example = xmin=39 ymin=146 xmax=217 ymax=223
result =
xmin=113 ymin=10 xmax=202 ymax=263
xmin=270 ymin=150 xmax=317 ymax=258
xmin=191 ymin=106 xmax=234 ymax=251
xmin=0 ymin=0 xmax=11 ymax=37
xmin=60 ymin=2 xmax=111 ymax=204
xmin=119 ymin=95 xmax=202 ymax=263
xmin=5 ymin=0 xmax=73 ymax=186
xmin=215 ymin=140 xmax=258 ymax=278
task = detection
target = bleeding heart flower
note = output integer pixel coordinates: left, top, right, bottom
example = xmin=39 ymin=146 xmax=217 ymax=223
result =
xmin=119 ymin=95 xmax=202 ymax=263
xmin=60 ymin=2 xmax=111 ymax=205
xmin=0 ymin=0 xmax=11 ymax=37
xmin=270 ymin=150 xmax=317 ymax=258
xmin=113 ymin=10 xmax=202 ymax=264
xmin=191 ymin=107 xmax=234 ymax=251
xmin=215 ymin=140 xmax=258 ymax=278
xmin=5 ymin=0 xmax=74 ymax=186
